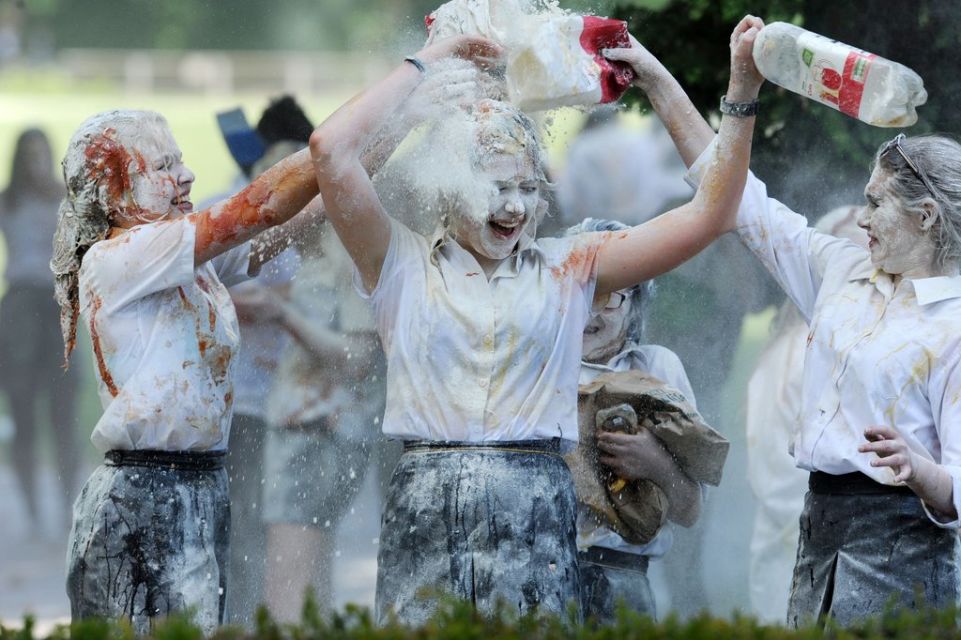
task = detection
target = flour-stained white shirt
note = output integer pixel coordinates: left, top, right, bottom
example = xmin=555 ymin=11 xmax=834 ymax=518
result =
xmin=688 ymin=138 xmax=961 ymax=528
xmin=79 ymin=216 xmax=252 ymax=452
xmin=577 ymin=344 xmax=698 ymax=556
xmin=358 ymin=219 xmax=605 ymax=444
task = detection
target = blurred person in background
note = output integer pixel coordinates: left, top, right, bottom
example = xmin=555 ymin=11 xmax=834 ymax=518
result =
xmin=261 ymin=203 xmax=385 ymax=621
xmin=567 ymin=217 xmax=704 ymax=623
xmin=0 ymin=128 xmax=79 ymax=536
xmin=550 ymin=107 xmax=691 ymax=235
xmin=745 ymin=205 xmax=866 ymax=623
xmin=208 ymin=96 xmax=312 ymax=626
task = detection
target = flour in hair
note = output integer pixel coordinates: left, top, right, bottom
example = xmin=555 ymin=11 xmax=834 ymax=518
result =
xmin=374 ymin=58 xmax=545 ymax=233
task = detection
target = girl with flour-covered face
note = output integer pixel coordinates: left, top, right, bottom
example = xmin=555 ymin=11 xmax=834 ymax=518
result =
xmin=451 ymin=152 xmax=540 ymax=263
xmin=124 ymin=119 xmax=196 ymax=221
xmin=311 ymin=18 xmax=761 ymax=624
xmin=857 ymin=135 xmax=961 ymax=279
xmin=422 ymin=99 xmax=549 ymax=271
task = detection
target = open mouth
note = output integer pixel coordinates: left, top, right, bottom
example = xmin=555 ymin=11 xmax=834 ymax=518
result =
xmin=172 ymin=195 xmax=193 ymax=213
xmin=583 ymin=320 xmax=602 ymax=335
xmin=488 ymin=216 xmax=524 ymax=240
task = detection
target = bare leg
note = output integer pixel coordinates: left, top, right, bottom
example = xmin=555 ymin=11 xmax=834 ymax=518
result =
xmin=49 ymin=373 xmax=80 ymax=526
xmin=9 ymin=388 xmax=38 ymax=526
xmin=264 ymin=523 xmax=334 ymax=622
xmin=224 ymin=414 xmax=267 ymax=626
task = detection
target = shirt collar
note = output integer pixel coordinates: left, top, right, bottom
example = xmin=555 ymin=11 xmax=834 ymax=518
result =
xmin=581 ymin=342 xmax=645 ymax=372
xmin=911 ymin=276 xmax=961 ymax=305
xmin=846 ymin=259 xmax=961 ymax=305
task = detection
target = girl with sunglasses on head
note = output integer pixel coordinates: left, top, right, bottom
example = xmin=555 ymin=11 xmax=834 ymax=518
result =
xmin=605 ymin=19 xmax=961 ymax=627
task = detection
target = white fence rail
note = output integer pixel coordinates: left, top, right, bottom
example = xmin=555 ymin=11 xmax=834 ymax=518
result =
xmin=9 ymin=49 xmax=394 ymax=95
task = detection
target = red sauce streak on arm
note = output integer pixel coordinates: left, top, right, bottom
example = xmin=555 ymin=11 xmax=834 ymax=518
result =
xmin=88 ymin=296 xmax=119 ymax=398
xmin=192 ymin=151 xmax=316 ymax=264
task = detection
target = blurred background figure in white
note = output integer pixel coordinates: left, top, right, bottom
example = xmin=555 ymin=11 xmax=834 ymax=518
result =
xmin=745 ymin=205 xmax=866 ymax=623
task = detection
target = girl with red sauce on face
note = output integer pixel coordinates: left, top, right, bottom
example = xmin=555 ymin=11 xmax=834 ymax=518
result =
xmin=51 ymin=109 xmax=323 ymax=634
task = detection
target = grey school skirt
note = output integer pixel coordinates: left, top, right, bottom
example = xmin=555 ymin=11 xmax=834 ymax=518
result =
xmin=578 ymin=546 xmax=655 ymax=623
xmin=66 ymin=450 xmax=230 ymax=635
xmin=787 ymin=471 xmax=959 ymax=627
xmin=375 ymin=439 xmax=580 ymax=626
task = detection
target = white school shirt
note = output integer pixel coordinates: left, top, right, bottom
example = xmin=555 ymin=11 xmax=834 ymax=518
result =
xmin=357 ymin=219 xmax=606 ymax=444
xmin=576 ymin=344 xmax=699 ymax=557
xmin=78 ymin=216 xmax=253 ymax=452
xmin=687 ymin=138 xmax=961 ymax=528
xmin=199 ymin=184 xmax=298 ymax=419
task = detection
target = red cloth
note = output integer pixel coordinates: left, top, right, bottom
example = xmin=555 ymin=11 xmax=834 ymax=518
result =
xmin=579 ymin=16 xmax=635 ymax=104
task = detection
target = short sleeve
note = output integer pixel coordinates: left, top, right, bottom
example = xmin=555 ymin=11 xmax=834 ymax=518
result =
xmin=82 ymin=217 xmax=196 ymax=313
xmin=353 ymin=218 xmax=424 ymax=299
xmin=353 ymin=218 xmax=427 ymax=350
xmin=212 ymin=240 xmax=254 ymax=287
xmin=546 ymin=231 xmax=606 ymax=315
xmin=684 ymin=137 xmax=857 ymax=322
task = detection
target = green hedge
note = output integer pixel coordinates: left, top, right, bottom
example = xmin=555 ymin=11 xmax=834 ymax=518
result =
xmin=3 ymin=597 xmax=959 ymax=640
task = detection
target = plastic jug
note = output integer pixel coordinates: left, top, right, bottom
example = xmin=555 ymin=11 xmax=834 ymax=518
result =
xmin=752 ymin=22 xmax=927 ymax=127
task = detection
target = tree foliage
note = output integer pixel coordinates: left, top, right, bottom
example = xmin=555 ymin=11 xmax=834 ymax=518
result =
xmin=612 ymin=0 xmax=961 ymax=216
xmin=16 ymin=0 xmax=442 ymax=52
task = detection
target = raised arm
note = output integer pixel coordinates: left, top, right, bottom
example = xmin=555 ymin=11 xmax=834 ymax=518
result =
xmin=308 ymin=36 xmax=502 ymax=293
xmin=191 ymin=148 xmax=318 ymax=267
xmin=249 ymin=195 xmax=325 ymax=273
xmin=593 ymin=16 xmax=765 ymax=296
xmin=605 ymin=35 xmax=715 ymax=168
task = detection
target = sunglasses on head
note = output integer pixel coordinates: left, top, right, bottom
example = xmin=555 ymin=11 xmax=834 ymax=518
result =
xmin=880 ymin=133 xmax=939 ymax=200
xmin=590 ymin=291 xmax=629 ymax=315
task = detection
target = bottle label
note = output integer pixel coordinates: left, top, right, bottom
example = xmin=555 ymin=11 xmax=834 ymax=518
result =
xmin=797 ymin=32 xmax=876 ymax=118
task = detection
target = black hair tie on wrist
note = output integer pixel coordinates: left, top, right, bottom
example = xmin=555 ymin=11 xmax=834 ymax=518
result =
xmin=404 ymin=56 xmax=426 ymax=73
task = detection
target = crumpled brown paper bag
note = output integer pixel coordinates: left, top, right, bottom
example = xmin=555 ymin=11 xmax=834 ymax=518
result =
xmin=565 ymin=369 xmax=730 ymax=545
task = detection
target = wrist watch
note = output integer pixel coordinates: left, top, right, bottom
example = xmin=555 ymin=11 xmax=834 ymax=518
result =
xmin=719 ymin=95 xmax=759 ymax=117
